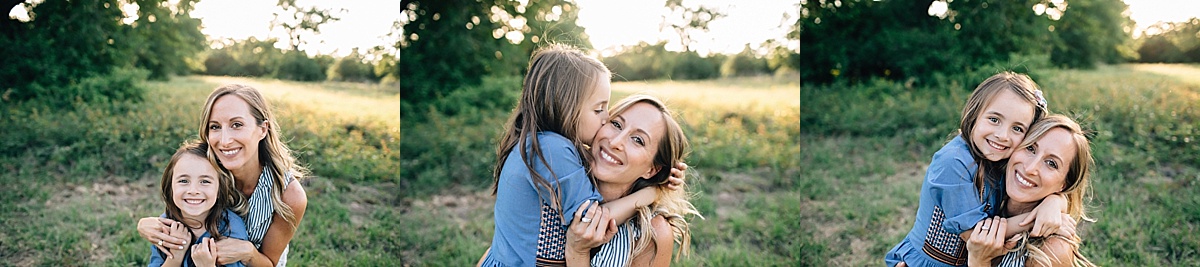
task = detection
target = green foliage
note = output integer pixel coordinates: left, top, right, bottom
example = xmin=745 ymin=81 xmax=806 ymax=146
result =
xmin=600 ymin=41 xmax=723 ymax=81
xmin=1136 ymin=18 xmax=1200 ymax=63
xmin=800 ymin=0 xmax=1133 ymax=84
xmin=719 ymin=45 xmax=770 ymax=77
xmin=275 ymin=50 xmax=326 ymax=81
xmin=399 ymin=0 xmax=591 ymax=118
xmin=127 ymin=0 xmax=206 ymax=80
xmin=326 ymin=48 xmax=378 ymax=83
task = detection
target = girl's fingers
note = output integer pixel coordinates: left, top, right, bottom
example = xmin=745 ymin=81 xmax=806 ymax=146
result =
xmin=572 ymin=200 xmax=590 ymax=224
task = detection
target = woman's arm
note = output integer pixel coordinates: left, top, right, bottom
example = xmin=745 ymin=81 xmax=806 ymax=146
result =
xmin=630 ymin=215 xmax=674 ymax=267
xmin=138 ymin=217 xmax=189 ymax=253
xmin=566 ymin=201 xmax=616 ymax=267
xmin=216 ymin=179 xmax=307 ymax=267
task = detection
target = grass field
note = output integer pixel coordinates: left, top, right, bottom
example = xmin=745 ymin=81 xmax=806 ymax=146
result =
xmin=398 ymin=74 xmax=803 ymax=265
xmin=801 ymin=64 xmax=1200 ymax=266
xmin=0 ymin=76 xmax=400 ymax=265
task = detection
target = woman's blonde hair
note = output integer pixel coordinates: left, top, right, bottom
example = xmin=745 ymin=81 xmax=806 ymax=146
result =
xmin=1008 ymin=114 xmax=1096 ymax=267
xmin=200 ymin=84 xmax=308 ymax=229
xmin=608 ymin=94 xmax=702 ymax=260
xmin=491 ymin=44 xmax=610 ymax=214
xmin=160 ymin=141 xmax=246 ymax=240
xmin=961 ymin=72 xmax=1048 ymax=202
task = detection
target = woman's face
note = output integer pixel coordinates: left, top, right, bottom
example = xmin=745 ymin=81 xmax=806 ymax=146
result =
xmin=971 ymin=89 xmax=1035 ymax=162
xmin=576 ymin=75 xmax=611 ymax=145
xmin=590 ymin=102 xmax=664 ymax=186
xmin=172 ymin=154 xmax=220 ymax=220
xmin=1005 ymin=127 xmax=1076 ymax=204
xmin=206 ymin=95 xmax=267 ymax=173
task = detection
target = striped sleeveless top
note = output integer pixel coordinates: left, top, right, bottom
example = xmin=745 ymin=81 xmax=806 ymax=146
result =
xmin=245 ymin=167 xmax=293 ymax=266
xmin=590 ymin=220 xmax=638 ymax=267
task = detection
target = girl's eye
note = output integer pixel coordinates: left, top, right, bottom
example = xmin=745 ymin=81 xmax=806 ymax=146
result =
xmin=177 ymin=179 xmax=188 ymax=184
xmin=988 ymin=117 xmax=999 ymax=123
xmin=201 ymin=179 xmax=213 ymax=185
xmin=1012 ymin=126 xmax=1025 ymax=133
xmin=633 ymin=136 xmax=645 ymax=146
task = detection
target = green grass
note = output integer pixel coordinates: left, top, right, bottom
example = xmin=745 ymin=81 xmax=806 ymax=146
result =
xmin=398 ymin=75 xmax=801 ymax=265
xmin=0 ymin=75 xmax=399 ymax=265
xmin=801 ymin=64 xmax=1200 ymax=265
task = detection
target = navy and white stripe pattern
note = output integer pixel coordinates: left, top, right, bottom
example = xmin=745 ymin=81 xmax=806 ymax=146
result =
xmin=244 ymin=167 xmax=292 ymax=266
xmin=921 ymin=206 xmax=968 ymax=266
xmin=591 ymin=221 xmax=638 ymax=267
xmin=997 ymin=246 xmax=1027 ymax=267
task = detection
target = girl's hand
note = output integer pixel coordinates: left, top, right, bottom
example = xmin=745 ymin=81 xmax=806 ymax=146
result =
xmin=966 ymin=217 xmax=1008 ymax=267
xmin=566 ymin=201 xmax=617 ymax=255
xmin=191 ymin=237 xmax=218 ymax=267
xmin=139 ymin=217 xmax=188 ymax=256
xmin=214 ymin=238 xmax=256 ymax=265
xmin=1020 ymin=197 xmax=1066 ymax=237
xmin=165 ymin=221 xmax=190 ymax=261
xmin=664 ymin=162 xmax=688 ymax=191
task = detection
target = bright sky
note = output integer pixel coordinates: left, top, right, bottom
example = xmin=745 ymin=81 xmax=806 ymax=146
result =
xmin=1123 ymin=0 xmax=1200 ymax=37
xmin=575 ymin=0 xmax=799 ymax=57
xmin=191 ymin=0 xmax=398 ymax=57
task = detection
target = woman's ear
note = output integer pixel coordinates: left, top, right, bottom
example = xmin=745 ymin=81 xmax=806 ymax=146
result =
xmin=258 ymin=120 xmax=270 ymax=141
xmin=639 ymin=165 xmax=663 ymax=180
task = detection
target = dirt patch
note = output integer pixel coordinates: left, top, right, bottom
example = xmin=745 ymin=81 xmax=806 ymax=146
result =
xmin=406 ymin=188 xmax=494 ymax=227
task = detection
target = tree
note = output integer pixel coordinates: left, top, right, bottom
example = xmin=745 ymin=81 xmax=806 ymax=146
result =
xmin=128 ymin=0 xmax=207 ymax=80
xmin=1138 ymin=35 xmax=1185 ymax=63
xmin=662 ymin=0 xmax=726 ymax=52
xmin=1050 ymin=0 xmax=1132 ymax=68
xmin=272 ymin=0 xmax=343 ymax=51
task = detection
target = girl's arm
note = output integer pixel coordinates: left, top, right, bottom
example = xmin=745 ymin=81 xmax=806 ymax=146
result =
xmin=600 ymin=162 xmax=688 ymax=225
xmin=1019 ymin=193 xmax=1069 ymax=237
xmin=215 ymin=180 xmax=308 ymax=267
xmin=138 ymin=217 xmax=189 ymax=252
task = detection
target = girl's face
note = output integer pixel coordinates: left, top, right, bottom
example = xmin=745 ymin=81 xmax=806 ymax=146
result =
xmin=172 ymin=154 xmax=220 ymax=220
xmin=1006 ymin=127 xmax=1076 ymax=204
xmin=575 ymin=75 xmax=611 ymax=145
xmin=590 ymin=102 xmax=663 ymax=186
xmin=207 ymin=95 xmax=267 ymax=173
xmin=971 ymin=89 xmax=1035 ymax=162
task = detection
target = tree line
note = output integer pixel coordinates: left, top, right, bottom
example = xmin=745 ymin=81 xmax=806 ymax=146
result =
xmin=1 ymin=0 xmax=400 ymax=106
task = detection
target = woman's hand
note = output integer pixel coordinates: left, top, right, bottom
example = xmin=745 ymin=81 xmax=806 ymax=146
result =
xmin=966 ymin=217 xmax=1008 ymax=267
xmin=664 ymin=162 xmax=688 ymax=191
xmin=191 ymin=237 xmax=218 ymax=267
xmin=214 ymin=238 xmax=257 ymax=265
xmin=139 ymin=217 xmax=188 ymax=256
xmin=567 ymin=201 xmax=617 ymax=253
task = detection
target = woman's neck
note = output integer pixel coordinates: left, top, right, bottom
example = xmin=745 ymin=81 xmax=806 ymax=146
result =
xmin=232 ymin=161 xmax=264 ymax=196
xmin=1005 ymin=199 xmax=1040 ymax=216
xmin=596 ymin=181 xmax=632 ymax=203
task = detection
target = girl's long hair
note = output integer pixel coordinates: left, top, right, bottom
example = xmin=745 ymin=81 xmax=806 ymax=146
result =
xmin=608 ymin=95 xmax=702 ymax=260
xmin=491 ymin=44 xmax=609 ymax=214
xmin=160 ymin=141 xmax=246 ymax=240
xmin=200 ymin=84 xmax=307 ymax=230
xmin=958 ymin=72 xmax=1047 ymax=203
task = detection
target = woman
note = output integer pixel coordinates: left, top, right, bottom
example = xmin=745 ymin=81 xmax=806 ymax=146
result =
xmin=565 ymin=95 xmax=701 ymax=266
xmin=138 ymin=84 xmax=308 ymax=267
xmin=966 ymin=115 xmax=1096 ymax=267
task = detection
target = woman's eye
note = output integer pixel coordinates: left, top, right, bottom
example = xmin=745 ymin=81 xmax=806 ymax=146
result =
xmin=633 ymin=136 xmax=645 ymax=146
xmin=232 ymin=122 xmax=243 ymax=129
xmin=208 ymin=124 xmax=219 ymax=131
xmin=1025 ymin=146 xmax=1035 ymax=152
xmin=610 ymin=120 xmax=622 ymax=129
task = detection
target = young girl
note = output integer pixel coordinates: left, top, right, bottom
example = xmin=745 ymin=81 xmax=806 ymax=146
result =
xmin=886 ymin=72 xmax=1069 ymax=267
xmin=478 ymin=44 xmax=683 ymax=266
xmin=148 ymin=142 xmax=248 ymax=267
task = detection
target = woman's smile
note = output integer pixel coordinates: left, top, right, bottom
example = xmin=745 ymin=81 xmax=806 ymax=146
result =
xmin=598 ymin=146 xmax=623 ymax=165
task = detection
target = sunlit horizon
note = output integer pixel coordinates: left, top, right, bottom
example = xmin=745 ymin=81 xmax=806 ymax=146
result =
xmin=1123 ymin=0 xmax=1200 ymax=37
xmin=576 ymin=0 xmax=799 ymax=57
xmin=189 ymin=0 xmax=397 ymax=57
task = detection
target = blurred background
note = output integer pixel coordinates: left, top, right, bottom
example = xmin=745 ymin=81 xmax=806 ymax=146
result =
xmin=800 ymin=0 xmax=1200 ymax=265
xmin=1 ymin=0 xmax=399 ymax=265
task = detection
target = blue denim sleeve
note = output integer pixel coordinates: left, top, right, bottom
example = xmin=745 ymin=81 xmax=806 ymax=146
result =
xmin=147 ymin=245 xmax=166 ymax=267
xmin=532 ymin=134 xmax=602 ymax=226
xmin=926 ymin=153 xmax=989 ymax=235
